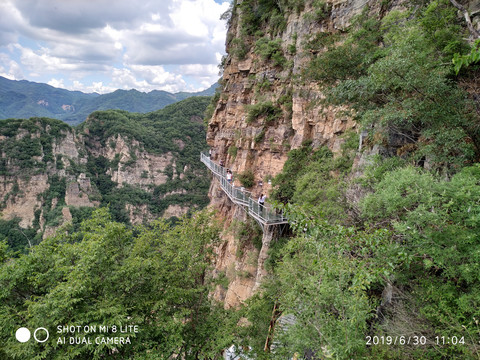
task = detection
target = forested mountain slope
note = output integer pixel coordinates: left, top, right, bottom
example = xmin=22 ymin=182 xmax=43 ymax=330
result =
xmin=0 ymin=96 xmax=211 ymax=252
xmin=0 ymin=76 xmax=218 ymax=125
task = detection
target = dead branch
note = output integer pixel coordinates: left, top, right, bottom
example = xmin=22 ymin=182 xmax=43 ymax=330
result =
xmin=449 ymin=0 xmax=480 ymax=39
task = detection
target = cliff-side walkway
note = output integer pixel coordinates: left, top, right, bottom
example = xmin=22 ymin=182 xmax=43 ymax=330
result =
xmin=200 ymin=152 xmax=288 ymax=228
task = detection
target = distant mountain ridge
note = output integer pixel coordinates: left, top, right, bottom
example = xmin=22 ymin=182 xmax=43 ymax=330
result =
xmin=0 ymin=76 xmax=218 ymax=125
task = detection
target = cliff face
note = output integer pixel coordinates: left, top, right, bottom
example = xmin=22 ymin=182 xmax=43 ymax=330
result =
xmin=209 ymin=0 xmax=480 ymax=308
xmin=0 ymin=98 xmax=211 ymax=249
xmin=207 ymin=0 xmax=414 ymax=307
xmin=0 ymin=122 xmax=178 ymax=237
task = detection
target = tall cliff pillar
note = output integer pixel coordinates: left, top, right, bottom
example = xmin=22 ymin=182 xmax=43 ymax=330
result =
xmin=253 ymin=225 xmax=276 ymax=291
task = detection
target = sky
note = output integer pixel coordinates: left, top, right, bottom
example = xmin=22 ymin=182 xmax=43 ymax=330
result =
xmin=0 ymin=0 xmax=230 ymax=94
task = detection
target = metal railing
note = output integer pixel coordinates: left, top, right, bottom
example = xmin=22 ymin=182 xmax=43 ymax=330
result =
xmin=201 ymin=152 xmax=288 ymax=226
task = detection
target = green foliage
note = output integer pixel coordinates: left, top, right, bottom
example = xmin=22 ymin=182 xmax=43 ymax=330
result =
xmin=420 ymin=0 xmax=468 ymax=58
xmin=271 ymin=137 xmax=356 ymax=222
xmin=303 ymin=0 xmax=328 ymax=22
xmin=80 ymin=97 xmax=211 ymax=222
xmin=236 ymin=2 xmax=480 ymax=359
xmin=68 ymin=206 xmax=96 ymax=232
xmin=324 ymin=7 xmax=477 ymax=172
xmin=0 ymin=208 xmax=238 ymax=359
xmin=304 ymin=9 xmax=383 ymax=83
xmin=204 ymin=88 xmax=221 ymax=125
xmin=80 ymin=97 xmax=210 ymax=156
xmin=358 ymin=154 xmax=407 ymax=189
xmin=0 ymin=118 xmax=70 ymax=175
xmin=236 ymin=284 xmax=278 ymax=358
xmin=1 ymin=96 xmax=211 ymax=252
xmin=0 ymin=217 xmax=39 ymax=253
xmin=235 ymin=218 xmax=263 ymax=257
xmin=227 ymin=145 xmax=238 ymax=159
xmin=230 ymin=38 xmax=250 ymax=60
xmin=453 ymin=39 xmax=480 ymax=74
xmin=292 ymin=151 xmax=346 ymax=223
xmin=55 ymin=154 xmax=64 ymax=169
xmin=277 ymin=88 xmax=293 ymax=117
xmin=287 ymin=33 xmax=297 ymax=55
xmin=254 ymin=38 xmax=286 ymax=67
xmin=237 ymin=170 xmax=255 ymax=188
xmin=255 ymin=78 xmax=272 ymax=92
xmin=246 ymin=101 xmax=282 ymax=124
xmin=303 ymin=31 xmax=337 ymax=54
xmin=271 ymin=141 xmax=316 ymax=203
xmin=238 ymin=205 xmax=403 ymax=359
xmin=358 ymin=165 xmax=480 ymax=358
xmin=236 ymin=0 xmax=286 ymax=37
xmin=254 ymin=127 xmax=266 ymax=143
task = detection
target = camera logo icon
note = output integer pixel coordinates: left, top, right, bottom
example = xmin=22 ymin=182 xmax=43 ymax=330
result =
xmin=16 ymin=327 xmax=49 ymax=343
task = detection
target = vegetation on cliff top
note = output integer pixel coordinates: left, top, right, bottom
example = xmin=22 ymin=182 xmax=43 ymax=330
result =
xmin=0 ymin=97 xmax=211 ymax=252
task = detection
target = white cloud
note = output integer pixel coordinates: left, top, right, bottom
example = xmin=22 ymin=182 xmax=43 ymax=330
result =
xmin=15 ymin=43 xmax=112 ymax=78
xmin=179 ymin=63 xmax=219 ymax=88
xmin=0 ymin=53 xmax=24 ymax=80
xmin=68 ymin=80 xmax=115 ymax=94
xmin=0 ymin=1 xmax=25 ymax=46
xmin=47 ymin=78 xmax=64 ymax=88
xmin=0 ymin=0 xmax=230 ymax=92
xmin=110 ymin=66 xmax=187 ymax=93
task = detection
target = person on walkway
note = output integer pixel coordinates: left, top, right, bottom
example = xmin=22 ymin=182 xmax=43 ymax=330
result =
xmin=209 ymin=149 xmax=212 ymax=158
xmin=258 ymin=193 xmax=266 ymax=214
xmin=220 ymin=159 xmax=225 ymax=167
xmin=226 ymin=169 xmax=233 ymax=183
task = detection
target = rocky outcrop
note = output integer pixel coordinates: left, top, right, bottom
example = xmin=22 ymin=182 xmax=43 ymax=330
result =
xmin=0 ymin=120 xmax=195 ymax=238
xmin=162 ymin=204 xmax=190 ymax=219
xmin=1 ymin=174 xmax=49 ymax=228
xmin=90 ymin=134 xmax=173 ymax=188
xmin=65 ymin=174 xmax=99 ymax=208
xmin=52 ymin=130 xmax=84 ymax=162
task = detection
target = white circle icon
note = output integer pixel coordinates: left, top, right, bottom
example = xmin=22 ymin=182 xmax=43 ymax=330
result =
xmin=15 ymin=327 xmax=31 ymax=343
xmin=34 ymin=327 xmax=49 ymax=343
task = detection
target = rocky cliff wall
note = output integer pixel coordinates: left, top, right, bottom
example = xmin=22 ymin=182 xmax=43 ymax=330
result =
xmin=206 ymin=0 xmax=420 ymax=308
xmin=0 ymin=113 xmax=206 ymax=245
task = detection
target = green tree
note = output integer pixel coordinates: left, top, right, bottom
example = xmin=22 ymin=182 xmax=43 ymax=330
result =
xmin=0 ymin=208 xmax=237 ymax=359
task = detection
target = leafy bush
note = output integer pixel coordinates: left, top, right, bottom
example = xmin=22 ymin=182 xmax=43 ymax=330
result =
xmin=0 ymin=117 xmax=70 ymax=175
xmin=237 ymin=170 xmax=255 ymax=188
xmin=254 ymin=127 xmax=266 ymax=143
xmin=254 ymin=38 xmax=286 ymax=67
xmin=453 ymin=38 xmax=480 ymax=74
xmin=322 ymin=6 xmax=477 ymax=173
xmin=246 ymin=101 xmax=282 ymax=124
xmin=271 ymin=141 xmax=314 ymax=202
xmin=227 ymin=145 xmax=238 ymax=159
xmin=230 ymin=38 xmax=249 ymax=60
xmin=235 ymin=218 xmax=263 ymax=257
